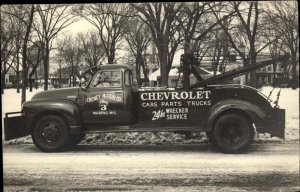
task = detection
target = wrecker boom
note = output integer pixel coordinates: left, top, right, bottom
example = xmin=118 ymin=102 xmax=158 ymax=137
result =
xmin=180 ymin=53 xmax=290 ymax=88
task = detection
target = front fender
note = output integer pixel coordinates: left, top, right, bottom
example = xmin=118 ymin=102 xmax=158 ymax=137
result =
xmin=207 ymin=99 xmax=271 ymax=132
xmin=22 ymin=99 xmax=82 ymax=134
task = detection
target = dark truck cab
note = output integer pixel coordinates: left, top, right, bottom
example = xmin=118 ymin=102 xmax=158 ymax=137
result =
xmin=4 ymin=58 xmax=286 ymax=153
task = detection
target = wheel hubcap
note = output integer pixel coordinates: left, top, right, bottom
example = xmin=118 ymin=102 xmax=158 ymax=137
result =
xmin=41 ymin=122 xmax=61 ymax=143
xmin=222 ymin=123 xmax=242 ymax=144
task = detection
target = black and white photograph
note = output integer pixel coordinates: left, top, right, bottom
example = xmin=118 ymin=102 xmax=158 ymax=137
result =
xmin=2 ymin=2 xmax=299 ymax=191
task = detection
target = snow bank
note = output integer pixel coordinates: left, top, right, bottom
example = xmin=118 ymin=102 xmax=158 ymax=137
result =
xmin=2 ymin=86 xmax=299 ymax=145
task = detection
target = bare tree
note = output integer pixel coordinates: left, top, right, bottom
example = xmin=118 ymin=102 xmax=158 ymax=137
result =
xmin=124 ymin=17 xmax=152 ymax=86
xmin=57 ymin=35 xmax=82 ymax=87
xmin=133 ymin=3 xmax=183 ymax=87
xmin=78 ymin=4 xmax=133 ymax=64
xmin=7 ymin=6 xmax=26 ymax=93
xmin=33 ymin=4 xmax=77 ymax=90
xmin=27 ymin=41 xmax=43 ymax=91
xmin=14 ymin=19 xmax=24 ymax=94
xmin=209 ymin=2 xmax=282 ymax=87
xmin=2 ymin=5 xmax=35 ymax=103
xmin=265 ymin=1 xmax=299 ymax=84
xmin=210 ymin=30 xmax=228 ymax=75
xmin=168 ymin=19 xmax=184 ymax=73
xmin=77 ymin=31 xmax=105 ymax=67
xmin=1 ymin=7 xmax=17 ymax=94
xmin=21 ymin=5 xmax=35 ymax=104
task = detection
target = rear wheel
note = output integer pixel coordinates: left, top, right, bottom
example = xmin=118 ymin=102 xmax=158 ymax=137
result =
xmin=32 ymin=115 xmax=70 ymax=152
xmin=212 ymin=113 xmax=254 ymax=153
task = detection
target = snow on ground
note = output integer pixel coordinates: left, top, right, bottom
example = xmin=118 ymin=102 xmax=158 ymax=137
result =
xmin=1 ymin=86 xmax=299 ymax=145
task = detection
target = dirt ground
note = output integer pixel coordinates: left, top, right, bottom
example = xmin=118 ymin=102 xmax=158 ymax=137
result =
xmin=3 ymin=143 xmax=300 ymax=192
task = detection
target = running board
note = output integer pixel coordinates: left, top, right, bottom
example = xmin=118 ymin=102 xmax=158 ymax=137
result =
xmin=84 ymin=124 xmax=203 ymax=133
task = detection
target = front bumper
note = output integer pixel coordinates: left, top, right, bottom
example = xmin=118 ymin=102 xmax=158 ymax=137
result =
xmin=4 ymin=112 xmax=29 ymax=141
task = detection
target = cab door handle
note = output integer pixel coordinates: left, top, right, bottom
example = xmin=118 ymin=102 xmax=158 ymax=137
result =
xmin=114 ymin=91 xmax=122 ymax=94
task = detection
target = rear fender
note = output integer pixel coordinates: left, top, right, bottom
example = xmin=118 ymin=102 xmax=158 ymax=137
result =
xmin=207 ymin=99 xmax=270 ymax=132
xmin=23 ymin=99 xmax=82 ymax=134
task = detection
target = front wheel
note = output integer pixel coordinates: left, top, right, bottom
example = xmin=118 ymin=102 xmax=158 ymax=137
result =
xmin=32 ymin=115 xmax=70 ymax=152
xmin=212 ymin=113 xmax=254 ymax=153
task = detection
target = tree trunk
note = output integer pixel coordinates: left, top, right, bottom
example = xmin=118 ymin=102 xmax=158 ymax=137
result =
xmin=141 ymin=59 xmax=148 ymax=85
xmin=59 ymin=63 xmax=62 ymax=88
xmin=71 ymin=62 xmax=75 ymax=87
xmin=1 ymin=75 xmax=5 ymax=94
xmin=35 ymin=72 xmax=38 ymax=89
xmin=160 ymin=42 xmax=169 ymax=87
xmin=28 ymin=69 xmax=38 ymax=92
xmin=43 ymin=42 xmax=50 ymax=90
xmin=16 ymin=43 xmax=20 ymax=93
xmin=21 ymin=5 xmax=34 ymax=104
xmin=249 ymin=53 xmax=257 ymax=88
xmin=108 ymin=56 xmax=114 ymax=64
xmin=16 ymin=65 xmax=20 ymax=93
xmin=136 ymin=56 xmax=141 ymax=86
xmin=291 ymin=52 xmax=297 ymax=80
xmin=182 ymin=43 xmax=191 ymax=88
xmin=29 ymin=78 xmax=33 ymax=92
xmin=28 ymin=69 xmax=36 ymax=92
xmin=73 ymin=74 xmax=76 ymax=87
xmin=272 ymin=63 xmax=277 ymax=87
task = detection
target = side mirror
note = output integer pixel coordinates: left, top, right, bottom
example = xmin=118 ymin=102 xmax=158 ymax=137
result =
xmin=80 ymin=78 xmax=87 ymax=90
xmin=81 ymin=83 xmax=87 ymax=91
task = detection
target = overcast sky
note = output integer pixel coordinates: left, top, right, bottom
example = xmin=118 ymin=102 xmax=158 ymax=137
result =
xmin=50 ymin=16 xmax=183 ymax=73
xmin=64 ymin=18 xmax=94 ymax=34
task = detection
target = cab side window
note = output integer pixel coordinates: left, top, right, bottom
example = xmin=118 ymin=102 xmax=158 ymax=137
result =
xmin=90 ymin=70 xmax=121 ymax=88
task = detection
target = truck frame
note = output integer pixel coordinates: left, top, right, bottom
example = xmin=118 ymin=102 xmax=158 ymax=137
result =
xmin=4 ymin=54 xmax=289 ymax=153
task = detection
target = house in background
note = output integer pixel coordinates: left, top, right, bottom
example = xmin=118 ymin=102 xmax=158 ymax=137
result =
xmin=256 ymin=54 xmax=291 ymax=87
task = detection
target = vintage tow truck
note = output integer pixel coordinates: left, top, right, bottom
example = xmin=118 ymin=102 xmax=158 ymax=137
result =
xmin=4 ymin=53 xmax=289 ymax=153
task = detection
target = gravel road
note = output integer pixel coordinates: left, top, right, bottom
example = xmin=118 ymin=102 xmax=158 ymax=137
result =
xmin=3 ymin=143 xmax=300 ymax=192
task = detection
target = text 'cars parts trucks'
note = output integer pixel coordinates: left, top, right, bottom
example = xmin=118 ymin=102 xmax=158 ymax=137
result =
xmin=4 ymin=53 xmax=290 ymax=153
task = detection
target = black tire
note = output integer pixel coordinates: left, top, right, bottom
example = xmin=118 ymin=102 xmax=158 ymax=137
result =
xmin=69 ymin=133 xmax=86 ymax=146
xmin=32 ymin=115 xmax=70 ymax=152
xmin=212 ymin=113 xmax=254 ymax=153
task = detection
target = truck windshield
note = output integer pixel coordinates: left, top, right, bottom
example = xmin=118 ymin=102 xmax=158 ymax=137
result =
xmin=81 ymin=66 xmax=99 ymax=85
xmin=90 ymin=70 xmax=121 ymax=88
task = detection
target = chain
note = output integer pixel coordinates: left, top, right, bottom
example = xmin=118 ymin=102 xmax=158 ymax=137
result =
xmin=267 ymin=87 xmax=275 ymax=102
xmin=273 ymin=57 xmax=291 ymax=108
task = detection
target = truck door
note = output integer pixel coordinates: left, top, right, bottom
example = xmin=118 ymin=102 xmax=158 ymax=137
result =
xmin=80 ymin=69 xmax=130 ymax=124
